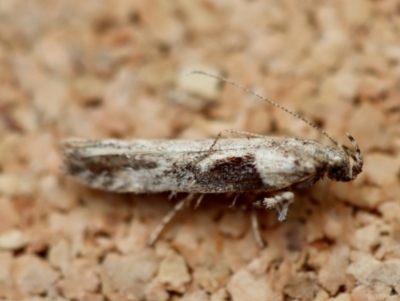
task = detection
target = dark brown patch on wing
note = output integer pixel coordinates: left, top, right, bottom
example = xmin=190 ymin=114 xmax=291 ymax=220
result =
xmin=193 ymin=154 xmax=266 ymax=192
xmin=65 ymin=153 xmax=158 ymax=175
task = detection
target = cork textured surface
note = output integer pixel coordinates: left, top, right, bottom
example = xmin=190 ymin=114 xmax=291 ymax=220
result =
xmin=0 ymin=1 xmax=400 ymax=300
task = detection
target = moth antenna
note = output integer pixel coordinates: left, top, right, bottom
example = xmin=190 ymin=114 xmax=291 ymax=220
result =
xmin=188 ymin=70 xmax=339 ymax=148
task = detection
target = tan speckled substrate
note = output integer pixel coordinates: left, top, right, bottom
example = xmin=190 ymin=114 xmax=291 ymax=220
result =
xmin=0 ymin=1 xmax=400 ymax=300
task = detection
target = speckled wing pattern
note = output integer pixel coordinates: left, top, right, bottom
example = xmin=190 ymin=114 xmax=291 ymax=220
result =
xmin=62 ymin=137 xmax=338 ymax=194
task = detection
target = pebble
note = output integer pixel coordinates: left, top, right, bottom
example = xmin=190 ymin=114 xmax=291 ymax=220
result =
xmin=227 ymin=269 xmax=281 ymax=301
xmin=0 ymin=229 xmax=29 ymax=250
xmin=157 ymin=249 xmax=191 ymax=293
xmin=14 ymin=255 xmax=59 ymax=296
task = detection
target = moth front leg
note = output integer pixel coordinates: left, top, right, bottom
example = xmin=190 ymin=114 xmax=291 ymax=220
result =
xmin=256 ymin=191 xmax=294 ymax=221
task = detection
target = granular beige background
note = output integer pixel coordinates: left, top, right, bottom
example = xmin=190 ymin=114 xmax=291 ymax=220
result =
xmin=0 ymin=0 xmax=400 ymax=300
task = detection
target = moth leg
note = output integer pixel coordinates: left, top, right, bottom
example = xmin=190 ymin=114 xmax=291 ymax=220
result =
xmin=194 ymin=194 xmax=205 ymax=209
xmin=259 ymin=191 xmax=294 ymax=222
xmin=168 ymin=191 xmax=177 ymax=200
xmin=148 ymin=193 xmax=196 ymax=246
xmin=218 ymin=129 xmax=266 ymax=139
xmin=196 ymin=129 xmax=265 ymax=163
xmin=208 ymin=129 xmax=265 ymax=152
xmin=251 ymin=210 xmax=265 ymax=248
xmin=229 ymin=193 xmax=240 ymax=208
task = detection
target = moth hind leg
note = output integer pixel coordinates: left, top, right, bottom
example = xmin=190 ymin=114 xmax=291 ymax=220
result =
xmin=229 ymin=193 xmax=240 ymax=208
xmin=251 ymin=210 xmax=265 ymax=248
xmin=195 ymin=129 xmax=266 ymax=164
xmin=256 ymin=191 xmax=294 ymax=222
xmin=208 ymin=129 xmax=266 ymax=152
xmin=148 ymin=193 xmax=198 ymax=246
xmin=217 ymin=129 xmax=266 ymax=139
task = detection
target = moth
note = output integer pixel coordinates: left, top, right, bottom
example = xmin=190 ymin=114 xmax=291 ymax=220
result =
xmin=62 ymin=71 xmax=363 ymax=246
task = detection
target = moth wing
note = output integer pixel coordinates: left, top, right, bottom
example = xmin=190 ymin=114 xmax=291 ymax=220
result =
xmin=254 ymin=150 xmax=323 ymax=191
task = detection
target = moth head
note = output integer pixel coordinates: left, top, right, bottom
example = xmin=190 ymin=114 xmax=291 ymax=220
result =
xmin=328 ymin=133 xmax=363 ymax=182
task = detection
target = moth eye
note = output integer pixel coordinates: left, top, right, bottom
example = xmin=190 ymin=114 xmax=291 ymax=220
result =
xmin=328 ymin=165 xmax=344 ymax=180
xmin=330 ymin=166 xmax=340 ymax=174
